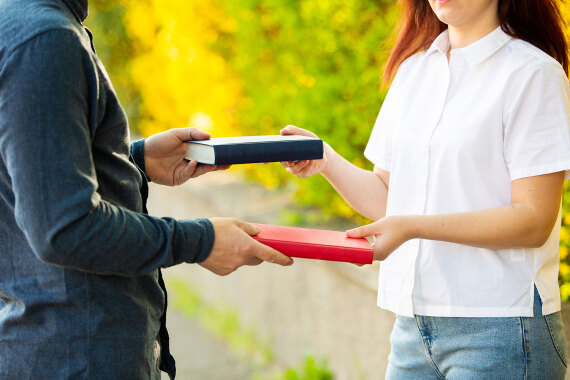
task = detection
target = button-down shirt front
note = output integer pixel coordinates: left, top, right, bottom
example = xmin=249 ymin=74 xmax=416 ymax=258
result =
xmin=365 ymin=28 xmax=570 ymax=317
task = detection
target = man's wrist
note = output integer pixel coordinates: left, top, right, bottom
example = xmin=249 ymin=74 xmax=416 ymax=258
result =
xmin=130 ymin=138 xmax=150 ymax=182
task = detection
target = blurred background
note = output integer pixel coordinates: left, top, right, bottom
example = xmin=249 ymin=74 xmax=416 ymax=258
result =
xmin=85 ymin=1 xmax=570 ymax=379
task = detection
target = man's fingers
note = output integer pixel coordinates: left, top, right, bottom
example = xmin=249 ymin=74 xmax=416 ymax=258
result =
xmin=234 ymin=220 xmax=261 ymax=236
xmin=188 ymin=128 xmax=211 ymax=141
xmin=214 ymin=164 xmax=232 ymax=171
xmin=244 ymin=257 xmax=264 ymax=266
xmin=253 ymin=243 xmax=294 ymax=266
xmin=189 ymin=163 xmax=217 ymax=178
xmin=172 ymin=127 xmax=210 ymax=141
xmin=179 ymin=160 xmax=199 ymax=181
xmin=178 ymin=160 xmax=216 ymax=183
xmin=235 ymin=223 xmax=294 ymax=266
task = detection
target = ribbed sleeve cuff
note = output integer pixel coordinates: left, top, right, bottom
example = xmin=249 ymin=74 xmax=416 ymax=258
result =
xmin=130 ymin=138 xmax=150 ymax=182
xmin=179 ymin=217 xmax=215 ymax=263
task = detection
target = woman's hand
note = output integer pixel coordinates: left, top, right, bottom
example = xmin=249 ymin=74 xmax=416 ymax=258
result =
xmin=280 ymin=125 xmax=329 ymax=178
xmin=346 ymin=216 xmax=417 ymax=261
xmin=143 ymin=127 xmax=230 ymax=186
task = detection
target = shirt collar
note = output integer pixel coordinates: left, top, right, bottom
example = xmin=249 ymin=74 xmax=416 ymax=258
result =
xmin=61 ymin=0 xmax=88 ymax=23
xmin=427 ymin=27 xmax=512 ymax=67
xmin=428 ymin=29 xmax=452 ymax=57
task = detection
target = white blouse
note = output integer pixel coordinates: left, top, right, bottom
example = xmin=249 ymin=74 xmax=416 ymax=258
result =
xmin=364 ymin=27 xmax=570 ymax=317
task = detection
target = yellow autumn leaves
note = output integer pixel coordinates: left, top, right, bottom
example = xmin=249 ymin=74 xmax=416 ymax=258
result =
xmin=123 ymin=0 xmax=240 ymax=138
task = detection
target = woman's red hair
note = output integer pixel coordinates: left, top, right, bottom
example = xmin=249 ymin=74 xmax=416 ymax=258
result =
xmin=383 ymin=0 xmax=569 ymax=84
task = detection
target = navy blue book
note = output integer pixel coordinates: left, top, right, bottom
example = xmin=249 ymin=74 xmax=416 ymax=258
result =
xmin=184 ymin=135 xmax=324 ymax=165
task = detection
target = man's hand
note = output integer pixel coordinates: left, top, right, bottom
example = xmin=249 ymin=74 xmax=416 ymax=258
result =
xmin=200 ymin=218 xmax=294 ymax=276
xmin=144 ymin=127 xmax=230 ymax=186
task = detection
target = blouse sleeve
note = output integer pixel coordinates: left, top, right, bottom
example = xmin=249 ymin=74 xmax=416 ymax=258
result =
xmin=503 ymin=60 xmax=570 ymax=181
xmin=363 ymin=68 xmax=403 ymax=172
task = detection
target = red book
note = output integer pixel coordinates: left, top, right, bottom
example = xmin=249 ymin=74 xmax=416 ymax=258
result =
xmin=252 ymin=224 xmax=374 ymax=264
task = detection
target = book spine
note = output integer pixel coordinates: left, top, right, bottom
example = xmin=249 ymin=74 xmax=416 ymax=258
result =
xmin=213 ymin=140 xmax=323 ymax=165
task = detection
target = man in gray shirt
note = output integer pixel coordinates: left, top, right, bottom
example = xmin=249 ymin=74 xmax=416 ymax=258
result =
xmin=0 ymin=0 xmax=293 ymax=378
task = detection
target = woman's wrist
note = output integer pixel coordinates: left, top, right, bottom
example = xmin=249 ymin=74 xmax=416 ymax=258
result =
xmin=319 ymin=142 xmax=335 ymax=177
xmin=404 ymin=215 xmax=421 ymax=240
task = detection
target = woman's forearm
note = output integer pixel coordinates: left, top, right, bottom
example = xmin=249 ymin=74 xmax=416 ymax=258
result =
xmin=347 ymin=172 xmax=564 ymax=260
xmin=321 ymin=145 xmax=388 ymax=221
xmin=411 ymin=203 xmax=557 ymax=250
xmin=410 ymin=172 xmax=565 ymax=249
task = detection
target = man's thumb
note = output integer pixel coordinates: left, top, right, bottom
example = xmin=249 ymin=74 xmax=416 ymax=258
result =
xmin=237 ymin=221 xmax=261 ymax=236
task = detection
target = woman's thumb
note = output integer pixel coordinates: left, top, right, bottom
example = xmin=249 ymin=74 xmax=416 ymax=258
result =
xmin=346 ymin=224 xmax=373 ymax=238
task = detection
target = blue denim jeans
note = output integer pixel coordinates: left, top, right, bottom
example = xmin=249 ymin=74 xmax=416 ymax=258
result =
xmin=386 ymin=289 xmax=568 ymax=379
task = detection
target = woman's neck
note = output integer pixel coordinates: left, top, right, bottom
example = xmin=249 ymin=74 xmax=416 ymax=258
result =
xmin=448 ymin=8 xmax=500 ymax=50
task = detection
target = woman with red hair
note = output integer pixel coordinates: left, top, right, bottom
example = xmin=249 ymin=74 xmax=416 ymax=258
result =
xmin=282 ymin=0 xmax=570 ymax=377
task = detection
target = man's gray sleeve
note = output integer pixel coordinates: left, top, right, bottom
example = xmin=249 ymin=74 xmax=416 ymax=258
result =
xmin=0 ymin=30 xmax=214 ymax=276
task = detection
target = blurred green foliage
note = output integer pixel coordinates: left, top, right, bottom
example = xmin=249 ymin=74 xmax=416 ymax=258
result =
xmin=85 ymin=1 xmax=140 ymax=128
xmin=281 ymin=357 xmax=334 ymax=380
xmin=214 ymin=0 xmax=397 ymax=223
xmin=258 ymin=356 xmax=334 ymax=380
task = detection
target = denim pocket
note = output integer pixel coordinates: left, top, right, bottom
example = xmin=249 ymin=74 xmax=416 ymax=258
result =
xmin=544 ymin=312 xmax=568 ymax=367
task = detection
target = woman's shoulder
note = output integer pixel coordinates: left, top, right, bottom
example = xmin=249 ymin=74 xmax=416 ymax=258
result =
xmin=398 ymin=51 xmax=429 ymax=72
xmin=389 ymin=51 xmax=430 ymax=88
xmin=501 ymin=38 xmax=566 ymax=78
